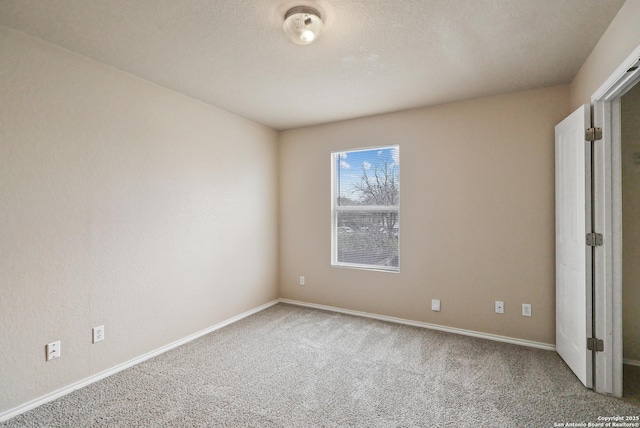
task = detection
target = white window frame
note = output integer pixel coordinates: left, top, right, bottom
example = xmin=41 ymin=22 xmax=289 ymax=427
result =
xmin=331 ymin=146 xmax=400 ymax=272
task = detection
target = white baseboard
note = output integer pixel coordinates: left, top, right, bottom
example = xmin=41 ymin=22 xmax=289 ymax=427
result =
xmin=279 ymin=298 xmax=556 ymax=351
xmin=0 ymin=299 xmax=280 ymax=423
xmin=623 ymin=359 xmax=640 ymax=367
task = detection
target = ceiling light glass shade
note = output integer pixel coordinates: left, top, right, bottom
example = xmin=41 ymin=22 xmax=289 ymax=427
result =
xmin=283 ymin=6 xmax=323 ymax=45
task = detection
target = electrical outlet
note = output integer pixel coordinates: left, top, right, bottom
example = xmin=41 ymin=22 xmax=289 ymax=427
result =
xmin=299 ymin=276 xmax=305 ymax=286
xmin=431 ymin=299 xmax=441 ymax=312
xmin=495 ymin=301 xmax=504 ymax=314
xmin=522 ymin=304 xmax=532 ymax=317
xmin=46 ymin=341 xmax=61 ymax=361
xmin=93 ymin=325 xmax=105 ymax=343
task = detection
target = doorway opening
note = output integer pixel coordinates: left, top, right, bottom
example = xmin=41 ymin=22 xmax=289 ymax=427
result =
xmin=619 ymin=80 xmax=640 ymax=403
xmin=591 ymin=46 xmax=640 ymax=399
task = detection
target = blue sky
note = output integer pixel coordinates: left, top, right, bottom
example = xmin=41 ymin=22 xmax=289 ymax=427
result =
xmin=336 ymin=146 xmax=399 ymax=202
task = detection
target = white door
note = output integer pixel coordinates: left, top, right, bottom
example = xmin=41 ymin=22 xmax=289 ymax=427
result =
xmin=555 ymin=104 xmax=593 ymax=388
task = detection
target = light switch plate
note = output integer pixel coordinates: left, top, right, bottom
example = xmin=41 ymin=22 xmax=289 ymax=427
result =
xmin=431 ymin=299 xmax=441 ymax=312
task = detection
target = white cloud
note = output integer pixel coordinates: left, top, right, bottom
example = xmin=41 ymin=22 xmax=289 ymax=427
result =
xmin=338 ymin=152 xmax=347 ymax=160
xmin=391 ymin=147 xmax=399 ymax=165
xmin=377 ymin=150 xmax=383 ymax=156
xmin=340 ymin=160 xmax=350 ymax=169
xmin=362 ymin=161 xmax=371 ymax=170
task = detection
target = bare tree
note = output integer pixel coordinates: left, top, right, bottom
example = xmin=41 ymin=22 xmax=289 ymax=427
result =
xmin=354 ymin=161 xmax=399 ymax=236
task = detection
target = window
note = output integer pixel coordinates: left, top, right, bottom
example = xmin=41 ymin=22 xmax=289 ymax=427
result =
xmin=331 ymin=146 xmax=399 ymax=271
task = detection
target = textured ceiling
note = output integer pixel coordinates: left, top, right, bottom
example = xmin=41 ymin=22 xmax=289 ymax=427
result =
xmin=0 ymin=0 xmax=625 ymax=130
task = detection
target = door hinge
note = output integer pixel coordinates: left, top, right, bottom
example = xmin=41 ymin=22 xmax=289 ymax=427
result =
xmin=587 ymin=337 xmax=604 ymax=352
xmin=585 ymin=127 xmax=602 ymax=141
xmin=586 ymin=232 xmax=603 ymax=246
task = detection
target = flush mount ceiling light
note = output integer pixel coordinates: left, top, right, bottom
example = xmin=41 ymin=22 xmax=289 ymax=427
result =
xmin=283 ymin=6 xmax=323 ymax=45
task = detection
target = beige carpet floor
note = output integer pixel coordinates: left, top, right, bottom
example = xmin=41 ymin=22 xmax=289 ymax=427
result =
xmin=2 ymin=303 xmax=638 ymax=427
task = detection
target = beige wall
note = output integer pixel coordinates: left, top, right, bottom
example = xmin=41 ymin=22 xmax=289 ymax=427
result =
xmin=279 ymin=85 xmax=570 ymax=345
xmin=621 ymin=83 xmax=640 ymax=362
xmin=570 ymin=0 xmax=640 ymax=109
xmin=0 ymin=26 xmax=278 ymax=413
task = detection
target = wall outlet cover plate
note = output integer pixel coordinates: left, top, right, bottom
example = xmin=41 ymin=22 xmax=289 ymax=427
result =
xmin=93 ymin=325 xmax=105 ymax=343
xmin=47 ymin=341 xmax=60 ymax=361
